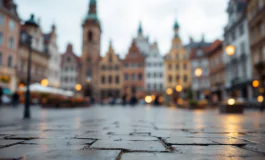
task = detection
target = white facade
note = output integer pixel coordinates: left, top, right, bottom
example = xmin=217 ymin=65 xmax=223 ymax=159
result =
xmin=145 ymin=43 xmax=164 ymax=92
xmin=134 ymin=22 xmax=151 ymax=56
xmin=60 ymin=45 xmax=79 ymax=92
xmin=44 ymin=26 xmax=61 ymax=88
xmin=223 ymin=0 xmax=253 ymax=100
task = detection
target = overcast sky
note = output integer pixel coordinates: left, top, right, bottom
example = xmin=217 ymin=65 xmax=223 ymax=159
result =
xmin=14 ymin=0 xmax=229 ymax=57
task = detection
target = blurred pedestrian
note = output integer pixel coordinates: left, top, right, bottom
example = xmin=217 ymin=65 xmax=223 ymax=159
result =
xmin=122 ymin=94 xmax=127 ymax=106
xmin=0 ymin=87 xmax=3 ymax=106
xmin=12 ymin=91 xmax=20 ymax=108
xmin=153 ymin=95 xmax=160 ymax=106
xmin=129 ymin=94 xmax=138 ymax=106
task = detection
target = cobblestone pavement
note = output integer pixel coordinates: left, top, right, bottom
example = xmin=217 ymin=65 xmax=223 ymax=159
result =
xmin=0 ymin=105 xmax=265 ymax=159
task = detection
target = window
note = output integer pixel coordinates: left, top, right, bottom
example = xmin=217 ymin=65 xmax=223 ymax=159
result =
xmin=176 ymin=54 xmax=179 ymax=60
xmin=261 ymin=23 xmax=264 ymax=36
xmin=115 ymin=76 xmax=119 ymax=84
xmin=138 ymin=73 xmax=142 ymax=80
xmin=148 ymin=73 xmax=151 ymax=78
xmin=240 ymin=42 xmax=245 ymax=54
xmin=239 ymin=24 xmax=244 ymax=35
xmin=0 ymin=14 xmax=4 ymax=25
xmin=160 ymin=84 xmax=163 ymax=90
xmin=160 ymin=73 xmax=163 ymax=78
xmin=168 ymin=64 xmax=172 ymax=70
xmin=183 ymin=64 xmax=187 ymax=70
xmin=115 ymin=65 xmax=119 ymax=70
xmin=196 ymin=50 xmax=203 ymax=57
xmin=132 ymin=63 xmax=136 ymax=68
xmin=7 ymin=56 xmax=12 ymax=67
xmin=259 ymin=0 xmax=264 ymax=10
xmin=153 ymin=73 xmax=156 ymax=78
xmin=176 ymin=64 xmax=179 ymax=70
xmin=0 ymin=32 xmax=3 ymax=45
xmin=88 ymin=31 xmax=93 ymax=42
xmin=167 ymin=55 xmax=172 ymax=60
xmin=87 ymin=69 xmax=92 ymax=78
xmin=108 ymin=76 xmax=112 ymax=84
xmin=0 ymin=52 xmax=2 ymax=65
xmin=125 ymin=63 xmax=129 ymax=68
xmin=131 ymin=52 xmax=136 ymax=58
xmin=176 ymin=75 xmax=180 ymax=82
xmin=138 ymin=63 xmax=142 ymax=68
xmin=9 ymin=20 xmax=15 ymax=30
xmin=64 ymin=77 xmax=68 ymax=82
xmin=101 ymin=65 xmax=106 ymax=70
xmin=231 ymin=31 xmax=236 ymax=41
xmin=67 ymin=56 xmax=71 ymax=62
xmin=184 ymin=75 xmax=188 ymax=82
xmin=154 ymin=84 xmax=157 ymax=91
xmin=9 ymin=37 xmax=14 ymax=49
xmin=147 ymin=84 xmax=150 ymax=90
xmin=132 ymin=74 xmax=135 ymax=80
xmin=101 ymin=76 xmax=105 ymax=84
xmin=168 ymin=75 xmax=172 ymax=82
xmin=124 ymin=74 xmax=129 ymax=81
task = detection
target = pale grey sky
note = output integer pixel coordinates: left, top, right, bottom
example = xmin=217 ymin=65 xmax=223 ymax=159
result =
xmin=14 ymin=0 xmax=229 ymax=57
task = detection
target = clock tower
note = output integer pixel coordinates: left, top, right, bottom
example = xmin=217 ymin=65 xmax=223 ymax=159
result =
xmin=81 ymin=0 xmax=101 ymax=98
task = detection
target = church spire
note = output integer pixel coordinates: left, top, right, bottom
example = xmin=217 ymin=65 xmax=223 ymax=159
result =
xmin=173 ymin=19 xmax=180 ymax=38
xmin=88 ymin=0 xmax=97 ymax=15
xmin=138 ymin=21 xmax=143 ymax=35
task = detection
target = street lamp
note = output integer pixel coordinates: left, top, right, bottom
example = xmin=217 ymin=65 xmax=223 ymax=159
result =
xmin=176 ymin=85 xmax=183 ymax=92
xmin=166 ymin=88 xmax=173 ymax=95
xmin=252 ymin=80 xmax=260 ymax=88
xmin=257 ymin=95 xmax=264 ymax=103
xmin=75 ymin=84 xmax=82 ymax=91
xmin=24 ymin=35 xmax=32 ymax=119
xmin=40 ymin=79 xmax=49 ymax=87
xmin=225 ymin=45 xmax=236 ymax=56
xmin=195 ymin=68 xmax=203 ymax=77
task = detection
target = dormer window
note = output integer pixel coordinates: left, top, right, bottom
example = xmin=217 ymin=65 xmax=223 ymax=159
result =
xmin=196 ymin=50 xmax=203 ymax=57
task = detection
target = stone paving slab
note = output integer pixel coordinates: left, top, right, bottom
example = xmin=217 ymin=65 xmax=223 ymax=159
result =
xmin=172 ymin=145 xmax=261 ymax=156
xmin=90 ymin=140 xmax=168 ymax=151
xmin=0 ymin=139 xmax=24 ymax=147
xmin=209 ymin=137 xmax=253 ymax=145
xmin=22 ymin=139 xmax=95 ymax=145
xmin=120 ymin=152 xmax=265 ymax=160
xmin=0 ymin=144 xmax=86 ymax=159
xmin=164 ymin=137 xmax=217 ymax=145
xmin=24 ymin=150 xmax=121 ymax=160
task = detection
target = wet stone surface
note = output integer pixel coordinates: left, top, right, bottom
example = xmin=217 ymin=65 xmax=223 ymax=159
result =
xmin=0 ymin=105 xmax=265 ymax=159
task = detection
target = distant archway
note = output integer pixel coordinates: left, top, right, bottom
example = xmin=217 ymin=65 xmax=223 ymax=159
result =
xmin=88 ymin=31 xmax=93 ymax=42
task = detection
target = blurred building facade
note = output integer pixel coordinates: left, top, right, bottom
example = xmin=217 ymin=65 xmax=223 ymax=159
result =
xmin=122 ymin=40 xmax=145 ymax=98
xmin=208 ymin=40 xmax=225 ymax=102
xmin=81 ymin=0 xmax=101 ymax=98
xmin=247 ymin=0 xmax=265 ymax=87
xmin=134 ymin=22 xmax=151 ymax=57
xmin=165 ymin=21 xmax=191 ymax=94
xmin=60 ymin=44 xmax=80 ymax=92
xmin=145 ymin=42 xmax=164 ymax=94
xmin=18 ymin=14 xmax=49 ymax=86
xmin=223 ymin=0 xmax=253 ymax=100
xmin=0 ymin=0 xmax=20 ymax=91
xmin=99 ymin=42 xmax=123 ymax=99
xmin=189 ymin=37 xmax=212 ymax=100
xmin=43 ymin=24 xmax=61 ymax=88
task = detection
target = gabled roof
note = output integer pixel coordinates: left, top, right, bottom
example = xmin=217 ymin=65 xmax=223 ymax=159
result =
xmin=61 ymin=44 xmax=80 ymax=66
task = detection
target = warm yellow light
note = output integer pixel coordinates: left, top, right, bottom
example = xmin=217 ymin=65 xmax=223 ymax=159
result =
xmin=166 ymin=88 xmax=173 ymax=95
xmin=145 ymin=96 xmax=152 ymax=103
xmin=40 ymin=79 xmax=49 ymax=87
xmin=177 ymin=98 xmax=183 ymax=104
xmin=75 ymin=84 xmax=82 ymax=91
xmin=19 ymin=83 xmax=25 ymax=88
xmin=176 ymin=85 xmax=183 ymax=92
xmin=225 ymin=45 xmax=236 ymax=56
xmin=151 ymin=95 xmax=156 ymax=101
xmin=195 ymin=68 xmax=203 ymax=77
xmin=252 ymin=80 xmax=259 ymax=88
xmin=227 ymin=98 xmax=236 ymax=105
xmin=158 ymin=97 xmax=164 ymax=103
xmin=257 ymin=96 xmax=264 ymax=103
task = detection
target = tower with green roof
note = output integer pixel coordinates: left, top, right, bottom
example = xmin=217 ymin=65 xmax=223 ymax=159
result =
xmin=81 ymin=0 xmax=101 ymax=98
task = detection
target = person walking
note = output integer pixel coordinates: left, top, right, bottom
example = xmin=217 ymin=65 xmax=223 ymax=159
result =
xmin=12 ymin=91 xmax=20 ymax=108
xmin=122 ymin=94 xmax=127 ymax=106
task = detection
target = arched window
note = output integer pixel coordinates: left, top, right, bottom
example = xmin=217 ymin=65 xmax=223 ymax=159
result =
xmin=88 ymin=31 xmax=93 ymax=42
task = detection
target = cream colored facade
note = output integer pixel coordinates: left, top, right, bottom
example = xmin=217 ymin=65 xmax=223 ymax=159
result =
xmin=99 ymin=42 xmax=123 ymax=98
xmin=165 ymin=21 xmax=191 ymax=91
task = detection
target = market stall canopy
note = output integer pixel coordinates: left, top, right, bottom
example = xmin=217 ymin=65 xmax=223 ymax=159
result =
xmin=18 ymin=83 xmax=74 ymax=97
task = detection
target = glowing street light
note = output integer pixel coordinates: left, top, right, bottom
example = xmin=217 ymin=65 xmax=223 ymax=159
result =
xmin=227 ymin=98 xmax=236 ymax=106
xmin=166 ymin=88 xmax=173 ymax=95
xmin=225 ymin=45 xmax=236 ymax=56
xmin=41 ymin=79 xmax=49 ymax=87
xmin=176 ymin=85 xmax=183 ymax=92
xmin=195 ymin=68 xmax=203 ymax=77
xmin=75 ymin=84 xmax=82 ymax=91
xmin=257 ymin=95 xmax=264 ymax=103
xmin=145 ymin=96 xmax=152 ymax=103
xmin=252 ymin=80 xmax=259 ymax=88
